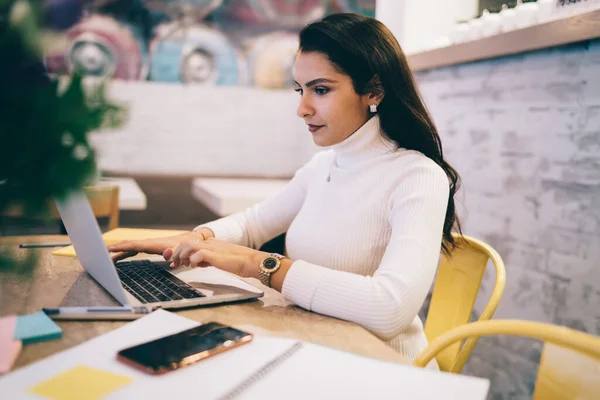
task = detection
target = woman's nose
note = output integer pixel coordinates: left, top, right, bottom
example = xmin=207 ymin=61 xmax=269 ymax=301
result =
xmin=296 ymin=94 xmax=314 ymax=119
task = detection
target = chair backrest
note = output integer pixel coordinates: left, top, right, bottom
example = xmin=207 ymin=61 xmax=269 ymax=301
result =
xmin=424 ymin=233 xmax=506 ymax=372
xmin=70 ymin=185 xmax=120 ymax=231
xmin=3 ymin=185 xmax=120 ymax=231
xmin=534 ymin=341 xmax=600 ymax=400
xmin=414 ymin=320 xmax=600 ymax=400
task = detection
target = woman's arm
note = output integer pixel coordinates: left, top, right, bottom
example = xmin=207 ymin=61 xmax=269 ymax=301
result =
xmin=276 ymin=164 xmax=450 ymax=340
xmin=108 ymin=154 xmax=325 ymax=261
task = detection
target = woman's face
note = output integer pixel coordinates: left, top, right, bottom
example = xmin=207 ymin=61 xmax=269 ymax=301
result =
xmin=293 ymin=51 xmax=373 ymax=147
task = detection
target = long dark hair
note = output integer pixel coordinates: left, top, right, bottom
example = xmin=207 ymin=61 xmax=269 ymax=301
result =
xmin=299 ymin=13 xmax=462 ymax=255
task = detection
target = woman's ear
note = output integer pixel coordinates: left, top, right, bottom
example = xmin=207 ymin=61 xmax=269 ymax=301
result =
xmin=366 ymin=74 xmax=385 ymax=104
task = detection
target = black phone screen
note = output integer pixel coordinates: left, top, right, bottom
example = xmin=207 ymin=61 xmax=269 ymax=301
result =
xmin=117 ymin=322 xmax=252 ymax=373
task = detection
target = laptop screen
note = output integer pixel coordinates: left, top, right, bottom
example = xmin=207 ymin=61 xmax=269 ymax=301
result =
xmin=54 ymin=191 xmax=129 ymax=305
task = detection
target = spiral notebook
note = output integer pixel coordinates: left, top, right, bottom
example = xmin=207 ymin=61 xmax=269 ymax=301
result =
xmin=0 ymin=310 xmax=489 ymax=399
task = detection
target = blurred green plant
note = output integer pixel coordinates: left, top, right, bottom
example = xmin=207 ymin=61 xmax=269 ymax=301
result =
xmin=0 ymin=0 xmax=127 ymax=273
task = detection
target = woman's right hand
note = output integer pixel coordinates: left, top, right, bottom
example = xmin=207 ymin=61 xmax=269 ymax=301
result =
xmin=108 ymin=228 xmax=214 ymax=262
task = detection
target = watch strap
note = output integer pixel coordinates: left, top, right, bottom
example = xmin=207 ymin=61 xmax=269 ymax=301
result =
xmin=258 ymin=268 xmax=271 ymax=287
xmin=258 ymin=253 xmax=285 ymax=287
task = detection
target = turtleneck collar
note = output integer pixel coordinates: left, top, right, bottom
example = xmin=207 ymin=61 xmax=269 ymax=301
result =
xmin=329 ymin=115 xmax=397 ymax=168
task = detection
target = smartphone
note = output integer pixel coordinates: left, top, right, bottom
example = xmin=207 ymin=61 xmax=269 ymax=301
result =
xmin=116 ymin=322 xmax=253 ymax=375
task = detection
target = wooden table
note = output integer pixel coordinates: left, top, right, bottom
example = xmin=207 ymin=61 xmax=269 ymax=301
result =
xmin=0 ymin=235 xmax=406 ymax=370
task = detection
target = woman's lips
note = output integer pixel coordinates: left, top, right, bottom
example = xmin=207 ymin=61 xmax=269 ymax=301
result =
xmin=308 ymin=124 xmax=324 ymax=133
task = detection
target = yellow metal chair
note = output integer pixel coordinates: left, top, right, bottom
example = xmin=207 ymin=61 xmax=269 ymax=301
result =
xmin=424 ymin=233 xmax=506 ymax=373
xmin=75 ymin=185 xmax=120 ymax=231
xmin=414 ymin=320 xmax=600 ymax=400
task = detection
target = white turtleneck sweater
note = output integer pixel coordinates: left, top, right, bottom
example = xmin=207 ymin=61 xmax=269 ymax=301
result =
xmin=196 ymin=116 xmax=449 ymax=364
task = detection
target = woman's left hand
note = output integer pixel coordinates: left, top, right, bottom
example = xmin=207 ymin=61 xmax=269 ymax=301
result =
xmin=170 ymin=238 xmax=267 ymax=279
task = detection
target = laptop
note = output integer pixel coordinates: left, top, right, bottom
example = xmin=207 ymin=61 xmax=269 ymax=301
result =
xmin=54 ymin=190 xmax=264 ymax=309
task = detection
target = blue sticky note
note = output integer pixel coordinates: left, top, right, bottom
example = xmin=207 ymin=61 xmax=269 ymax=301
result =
xmin=14 ymin=311 xmax=62 ymax=345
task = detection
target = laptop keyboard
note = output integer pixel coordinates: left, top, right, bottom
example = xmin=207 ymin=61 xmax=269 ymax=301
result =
xmin=116 ymin=260 xmax=205 ymax=304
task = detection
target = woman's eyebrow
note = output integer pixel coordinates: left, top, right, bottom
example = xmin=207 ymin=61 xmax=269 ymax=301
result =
xmin=294 ymin=78 xmax=337 ymax=87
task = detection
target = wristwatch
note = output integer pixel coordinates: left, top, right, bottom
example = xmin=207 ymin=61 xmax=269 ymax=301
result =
xmin=258 ymin=253 xmax=285 ymax=288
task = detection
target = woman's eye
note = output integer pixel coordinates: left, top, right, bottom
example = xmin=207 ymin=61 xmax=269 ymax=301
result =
xmin=315 ymin=87 xmax=329 ymax=95
xmin=294 ymin=88 xmax=303 ymax=95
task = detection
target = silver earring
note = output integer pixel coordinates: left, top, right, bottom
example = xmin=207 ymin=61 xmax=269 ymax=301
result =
xmin=369 ymin=104 xmax=377 ymax=113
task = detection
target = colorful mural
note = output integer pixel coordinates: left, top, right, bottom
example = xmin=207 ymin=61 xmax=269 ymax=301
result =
xmin=43 ymin=0 xmax=377 ymax=88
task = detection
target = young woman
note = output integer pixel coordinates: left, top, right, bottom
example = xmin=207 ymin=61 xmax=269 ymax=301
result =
xmin=109 ymin=13 xmax=462 ymax=365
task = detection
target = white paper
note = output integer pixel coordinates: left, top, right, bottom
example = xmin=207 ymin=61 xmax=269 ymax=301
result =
xmin=0 ymin=310 xmax=299 ymax=399
xmin=239 ymin=343 xmax=490 ymax=400
xmin=0 ymin=310 xmax=489 ymax=400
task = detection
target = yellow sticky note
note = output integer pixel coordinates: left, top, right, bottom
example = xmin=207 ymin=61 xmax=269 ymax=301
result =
xmin=29 ymin=365 xmax=133 ymax=400
xmin=52 ymin=228 xmax=187 ymax=257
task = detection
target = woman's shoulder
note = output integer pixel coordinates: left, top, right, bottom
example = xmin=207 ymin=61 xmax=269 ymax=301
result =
xmin=383 ymin=149 xmax=449 ymax=195
xmin=384 ymin=150 xmax=450 ymax=210
xmin=390 ymin=149 xmax=446 ymax=176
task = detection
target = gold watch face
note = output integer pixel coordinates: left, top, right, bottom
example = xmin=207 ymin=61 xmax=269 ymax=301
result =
xmin=262 ymin=257 xmax=279 ymax=271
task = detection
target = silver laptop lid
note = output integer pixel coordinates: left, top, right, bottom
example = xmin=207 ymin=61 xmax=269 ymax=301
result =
xmin=54 ymin=190 xmax=129 ymax=305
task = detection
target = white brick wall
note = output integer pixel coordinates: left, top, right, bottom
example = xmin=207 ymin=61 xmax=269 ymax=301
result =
xmin=417 ymin=39 xmax=600 ymax=399
xmin=91 ymin=81 xmax=319 ymax=177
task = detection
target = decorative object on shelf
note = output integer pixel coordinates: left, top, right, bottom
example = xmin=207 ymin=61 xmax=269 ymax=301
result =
xmin=149 ymin=21 xmax=246 ymax=85
xmin=407 ymin=3 xmax=600 ymax=72
xmin=449 ymin=20 xmax=471 ymax=44
xmin=480 ymin=9 xmax=502 ymax=37
xmin=558 ymin=0 xmax=600 ymax=15
xmin=260 ymin=0 xmax=327 ymax=27
xmin=64 ymin=14 xmax=149 ymax=80
xmin=329 ymin=0 xmax=376 ymax=18
xmin=42 ymin=0 xmax=377 ymax=86
xmin=514 ymin=0 xmax=539 ymax=28
xmin=466 ymin=14 xmax=484 ymax=41
xmin=42 ymin=0 xmax=86 ymax=30
xmin=216 ymin=0 xmax=262 ymax=24
xmin=246 ymin=31 xmax=298 ymax=89
xmin=219 ymin=0 xmax=326 ymax=28
xmin=142 ymin=0 xmax=223 ymax=20
xmin=499 ymin=3 xmax=518 ymax=32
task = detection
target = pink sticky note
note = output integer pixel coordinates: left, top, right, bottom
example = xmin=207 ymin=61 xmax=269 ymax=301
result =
xmin=0 ymin=315 xmax=23 ymax=374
